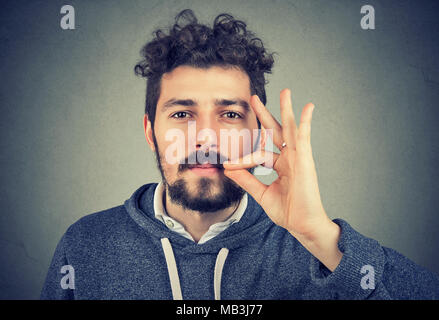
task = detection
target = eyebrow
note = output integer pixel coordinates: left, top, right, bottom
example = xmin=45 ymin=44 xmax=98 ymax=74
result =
xmin=161 ymin=98 xmax=250 ymax=112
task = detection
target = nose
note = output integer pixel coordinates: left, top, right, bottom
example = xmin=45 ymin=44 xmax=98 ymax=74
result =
xmin=196 ymin=130 xmax=217 ymax=151
xmin=192 ymin=116 xmax=219 ymax=152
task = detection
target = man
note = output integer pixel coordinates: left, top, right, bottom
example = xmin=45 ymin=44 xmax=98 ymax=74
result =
xmin=41 ymin=9 xmax=439 ymax=300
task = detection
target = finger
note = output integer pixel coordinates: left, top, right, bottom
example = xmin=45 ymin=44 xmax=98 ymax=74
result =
xmin=279 ymin=88 xmax=297 ymax=151
xmin=224 ymin=169 xmax=268 ymax=203
xmin=296 ymin=102 xmax=315 ymax=155
xmin=250 ymin=95 xmax=284 ymax=149
xmin=223 ymin=150 xmax=280 ymax=170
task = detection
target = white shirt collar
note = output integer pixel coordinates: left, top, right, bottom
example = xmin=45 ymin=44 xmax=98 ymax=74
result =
xmin=153 ymin=181 xmax=248 ymax=244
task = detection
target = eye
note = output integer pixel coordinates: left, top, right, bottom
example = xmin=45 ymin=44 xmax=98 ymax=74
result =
xmin=222 ymin=111 xmax=242 ymax=119
xmin=171 ymin=111 xmax=190 ymax=119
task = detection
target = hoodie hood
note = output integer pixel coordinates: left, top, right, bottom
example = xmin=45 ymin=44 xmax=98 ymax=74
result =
xmin=124 ymin=183 xmax=275 ymax=254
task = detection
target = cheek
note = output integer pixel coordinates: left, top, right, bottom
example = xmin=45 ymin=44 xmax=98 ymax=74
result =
xmin=154 ymin=128 xmax=187 ymax=175
xmin=157 ymin=147 xmax=180 ymax=183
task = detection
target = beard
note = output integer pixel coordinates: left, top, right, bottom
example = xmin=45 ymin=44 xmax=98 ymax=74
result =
xmin=151 ymin=131 xmax=253 ymax=213
xmin=166 ymin=174 xmax=245 ymax=213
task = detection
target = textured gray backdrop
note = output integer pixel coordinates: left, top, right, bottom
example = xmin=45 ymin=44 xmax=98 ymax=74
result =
xmin=1 ymin=0 xmax=438 ymax=299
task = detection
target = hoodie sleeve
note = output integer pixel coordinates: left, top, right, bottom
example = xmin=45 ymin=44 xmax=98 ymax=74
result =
xmin=309 ymin=218 xmax=439 ymax=300
xmin=40 ymin=231 xmax=75 ymax=300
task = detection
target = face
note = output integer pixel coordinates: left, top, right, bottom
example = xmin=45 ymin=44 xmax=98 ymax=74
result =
xmin=143 ymin=65 xmax=260 ymax=212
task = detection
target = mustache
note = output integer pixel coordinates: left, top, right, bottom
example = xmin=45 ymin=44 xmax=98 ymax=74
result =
xmin=178 ymin=150 xmax=229 ymax=172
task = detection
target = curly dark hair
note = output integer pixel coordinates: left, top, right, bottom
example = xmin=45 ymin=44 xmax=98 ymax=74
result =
xmin=134 ymin=9 xmax=276 ymax=128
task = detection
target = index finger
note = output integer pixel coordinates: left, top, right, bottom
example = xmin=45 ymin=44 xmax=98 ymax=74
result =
xmin=250 ymin=95 xmax=284 ymax=149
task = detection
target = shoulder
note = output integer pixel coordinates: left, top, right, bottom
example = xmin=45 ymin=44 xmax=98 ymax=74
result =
xmin=63 ymin=204 xmax=134 ymax=246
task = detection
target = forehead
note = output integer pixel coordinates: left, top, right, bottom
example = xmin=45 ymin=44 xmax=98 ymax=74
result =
xmin=158 ymin=65 xmax=251 ymax=104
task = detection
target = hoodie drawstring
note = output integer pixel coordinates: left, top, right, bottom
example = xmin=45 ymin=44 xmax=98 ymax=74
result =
xmin=160 ymin=237 xmax=229 ymax=300
xmin=161 ymin=238 xmax=183 ymax=300
xmin=214 ymin=247 xmax=229 ymax=300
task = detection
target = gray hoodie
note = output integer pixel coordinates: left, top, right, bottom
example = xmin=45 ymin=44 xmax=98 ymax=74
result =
xmin=40 ymin=183 xmax=439 ymax=299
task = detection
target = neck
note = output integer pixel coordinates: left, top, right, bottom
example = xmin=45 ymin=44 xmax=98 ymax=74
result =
xmin=163 ymin=187 xmax=240 ymax=243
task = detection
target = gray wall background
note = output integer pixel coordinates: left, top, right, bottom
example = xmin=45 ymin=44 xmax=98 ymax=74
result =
xmin=1 ymin=0 xmax=438 ymax=299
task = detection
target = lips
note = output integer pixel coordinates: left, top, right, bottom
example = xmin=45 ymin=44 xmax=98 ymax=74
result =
xmin=186 ymin=162 xmax=223 ymax=177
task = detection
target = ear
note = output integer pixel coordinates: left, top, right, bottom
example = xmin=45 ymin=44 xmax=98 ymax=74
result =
xmin=143 ymin=114 xmax=155 ymax=152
